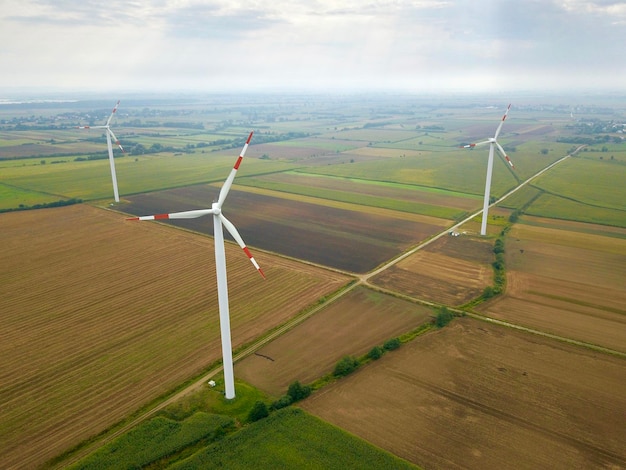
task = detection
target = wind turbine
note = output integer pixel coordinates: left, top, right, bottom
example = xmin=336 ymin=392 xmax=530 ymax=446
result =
xmin=127 ymin=132 xmax=264 ymax=399
xmin=461 ymin=104 xmax=514 ymax=236
xmin=76 ymin=100 xmax=124 ymax=202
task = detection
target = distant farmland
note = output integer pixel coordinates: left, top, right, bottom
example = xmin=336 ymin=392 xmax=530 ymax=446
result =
xmin=123 ymin=185 xmax=450 ymax=273
xmin=301 ymin=317 xmax=626 ymax=470
xmin=0 ymin=204 xmax=350 ymax=469
xmin=237 ymin=170 xmax=480 ymax=220
xmin=0 ymin=152 xmax=295 ymax=209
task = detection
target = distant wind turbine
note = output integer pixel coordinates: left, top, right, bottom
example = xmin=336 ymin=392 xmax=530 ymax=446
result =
xmin=76 ymin=100 xmax=124 ymax=202
xmin=127 ymin=132 xmax=264 ymax=399
xmin=461 ymin=104 xmax=514 ymax=236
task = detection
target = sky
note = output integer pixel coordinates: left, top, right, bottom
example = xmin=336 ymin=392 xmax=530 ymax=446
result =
xmin=1 ymin=0 xmax=625 ymax=95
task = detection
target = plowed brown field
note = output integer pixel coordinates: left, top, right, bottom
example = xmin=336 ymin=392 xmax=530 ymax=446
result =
xmin=124 ymin=186 xmax=448 ymax=273
xmin=0 ymin=204 xmax=350 ymax=469
xmin=371 ymin=234 xmax=494 ymax=305
xmin=478 ymin=220 xmax=626 ymax=352
xmin=301 ymin=317 xmax=626 ymax=470
xmin=237 ymin=286 xmax=434 ymax=396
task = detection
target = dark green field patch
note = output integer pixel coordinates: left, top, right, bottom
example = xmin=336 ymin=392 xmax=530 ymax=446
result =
xmin=70 ymin=413 xmax=235 ymax=470
xmin=172 ymin=408 xmax=418 ymax=470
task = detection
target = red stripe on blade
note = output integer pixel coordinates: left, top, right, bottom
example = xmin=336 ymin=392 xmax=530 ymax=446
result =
xmin=154 ymin=214 xmax=170 ymax=220
xmin=233 ymin=156 xmax=243 ymax=170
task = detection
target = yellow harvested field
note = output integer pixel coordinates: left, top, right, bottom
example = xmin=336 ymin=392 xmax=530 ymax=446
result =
xmin=0 ymin=204 xmax=350 ymax=469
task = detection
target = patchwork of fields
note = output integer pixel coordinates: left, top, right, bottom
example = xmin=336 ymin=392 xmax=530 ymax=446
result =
xmin=2 ymin=96 xmax=626 ymax=468
xmin=123 ymin=185 xmax=450 ymax=273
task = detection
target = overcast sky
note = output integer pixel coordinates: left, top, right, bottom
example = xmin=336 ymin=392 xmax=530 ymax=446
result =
xmin=1 ymin=0 xmax=625 ymax=95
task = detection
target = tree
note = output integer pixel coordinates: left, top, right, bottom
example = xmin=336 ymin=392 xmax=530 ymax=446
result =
xmin=287 ymin=381 xmax=311 ymax=401
xmin=383 ymin=338 xmax=401 ymax=351
xmin=333 ymin=356 xmax=359 ymax=377
xmin=435 ymin=307 xmax=454 ymax=328
xmin=367 ymin=346 xmax=384 ymax=360
xmin=247 ymin=401 xmax=269 ymax=422
xmin=482 ymin=286 xmax=496 ymax=299
xmin=270 ymin=395 xmax=292 ymax=411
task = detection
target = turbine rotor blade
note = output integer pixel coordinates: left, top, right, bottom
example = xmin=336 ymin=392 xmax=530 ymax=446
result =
xmin=216 ymin=132 xmax=254 ymax=208
xmin=106 ymin=100 xmax=120 ymax=126
xmin=76 ymin=125 xmax=106 ymax=130
xmin=108 ymin=129 xmax=125 ymax=152
xmin=494 ymin=103 xmax=511 ymax=140
xmin=496 ymin=142 xmax=515 ymax=168
xmin=127 ymin=208 xmax=216 ymax=221
xmin=461 ymin=139 xmax=490 ymax=149
xmin=220 ymin=213 xmax=266 ymax=278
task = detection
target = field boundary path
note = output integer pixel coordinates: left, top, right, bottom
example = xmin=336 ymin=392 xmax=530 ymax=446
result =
xmin=54 ymin=146 xmax=586 ymax=469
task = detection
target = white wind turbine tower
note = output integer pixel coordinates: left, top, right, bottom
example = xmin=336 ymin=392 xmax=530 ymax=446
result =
xmin=461 ymin=104 xmax=514 ymax=236
xmin=127 ymin=132 xmax=264 ymax=400
xmin=76 ymin=100 xmax=124 ymax=202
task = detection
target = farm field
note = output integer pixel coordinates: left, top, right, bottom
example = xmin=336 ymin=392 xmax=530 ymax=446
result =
xmin=370 ymin=234 xmax=495 ymax=306
xmin=237 ymin=286 xmax=434 ymax=397
xmin=236 ymin=170 xmax=480 ymax=219
xmin=0 ymin=151 xmax=295 ymax=208
xmin=0 ymin=204 xmax=351 ymax=469
xmin=171 ymin=408 xmax=419 ymax=469
xmin=521 ymin=156 xmax=626 ymax=227
xmin=477 ymin=217 xmax=626 ymax=353
xmin=123 ymin=185 xmax=450 ymax=273
xmin=300 ymin=316 xmax=626 ymax=470
xmin=300 ymin=149 xmax=522 ymax=197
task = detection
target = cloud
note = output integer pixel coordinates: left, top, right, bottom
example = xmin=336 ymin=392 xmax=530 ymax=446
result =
xmin=0 ymin=0 xmax=625 ymax=93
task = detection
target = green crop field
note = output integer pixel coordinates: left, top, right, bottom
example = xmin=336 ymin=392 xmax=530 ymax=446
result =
xmin=0 ymin=153 xmax=296 ymax=207
xmin=498 ymin=184 xmax=543 ymax=210
xmin=71 ymin=413 xmax=236 ymax=470
xmin=526 ymin=193 xmax=626 ymax=227
xmin=0 ymin=183 xmax=52 ymax=209
xmin=301 ymin=150 xmax=519 ymax=197
xmin=171 ymin=408 xmax=418 ymax=469
xmin=531 ymin=157 xmax=626 ymax=211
